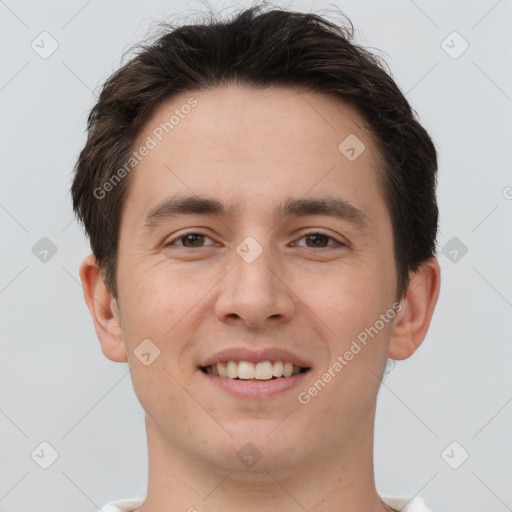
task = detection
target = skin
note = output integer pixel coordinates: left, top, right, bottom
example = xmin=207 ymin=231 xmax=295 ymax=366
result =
xmin=79 ymin=85 xmax=440 ymax=512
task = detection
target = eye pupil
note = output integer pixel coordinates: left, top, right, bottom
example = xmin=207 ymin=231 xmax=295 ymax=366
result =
xmin=306 ymin=234 xmax=328 ymax=247
xmin=183 ymin=234 xmax=204 ymax=247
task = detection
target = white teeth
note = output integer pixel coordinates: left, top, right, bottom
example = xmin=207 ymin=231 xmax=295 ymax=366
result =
xmin=217 ymin=361 xmax=228 ymax=377
xmin=255 ymin=361 xmax=273 ymax=380
xmin=238 ymin=361 xmax=254 ymax=379
xmin=205 ymin=360 xmax=305 ymax=380
xmin=283 ymin=362 xmax=293 ymax=378
xmin=272 ymin=360 xmax=284 ymax=377
xmin=227 ymin=361 xmax=238 ymax=379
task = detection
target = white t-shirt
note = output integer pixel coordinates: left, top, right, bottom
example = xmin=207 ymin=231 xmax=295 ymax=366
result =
xmin=98 ymin=496 xmax=434 ymax=511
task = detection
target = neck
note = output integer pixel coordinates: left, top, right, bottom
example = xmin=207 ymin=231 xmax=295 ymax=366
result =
xmin=137 ymin=405 xmax=391 ymax=512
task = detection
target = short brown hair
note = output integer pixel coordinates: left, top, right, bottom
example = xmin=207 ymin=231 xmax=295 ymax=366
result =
xmin=71 ymin=3 xmax=439 ymax=300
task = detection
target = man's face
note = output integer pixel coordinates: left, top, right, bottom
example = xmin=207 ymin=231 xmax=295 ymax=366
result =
xmin=114 ymin=85 xmax=399 ymax=473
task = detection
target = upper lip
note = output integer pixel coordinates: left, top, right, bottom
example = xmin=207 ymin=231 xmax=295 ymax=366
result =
xmin=200 ymin=347 xmax=312 ymax=369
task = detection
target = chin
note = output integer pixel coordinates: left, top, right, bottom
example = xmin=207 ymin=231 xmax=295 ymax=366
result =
xmin=203 ymin=428 xmax=305 ymax=474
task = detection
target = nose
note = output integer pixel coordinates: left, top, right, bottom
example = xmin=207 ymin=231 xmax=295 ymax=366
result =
xmin=214 ymin=239 xmax=296 ymax=329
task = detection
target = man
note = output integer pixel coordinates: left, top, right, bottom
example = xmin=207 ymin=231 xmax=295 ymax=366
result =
xmin=72 ymin=4 xmax=441 ymax=511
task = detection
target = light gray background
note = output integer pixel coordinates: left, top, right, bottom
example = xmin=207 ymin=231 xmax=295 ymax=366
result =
xmin=1 ymin=1 xmax=511 ymax=511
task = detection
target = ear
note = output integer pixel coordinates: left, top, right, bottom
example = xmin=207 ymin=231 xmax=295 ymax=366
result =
xmin=78 ymin=254 xmax=128 ymax=363
xmin=388 ymin=257 xmax=441 ymax=360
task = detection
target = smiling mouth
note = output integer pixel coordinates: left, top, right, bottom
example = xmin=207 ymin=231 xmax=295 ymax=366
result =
xmin=200 ymin=360 xmax=310 ymax=380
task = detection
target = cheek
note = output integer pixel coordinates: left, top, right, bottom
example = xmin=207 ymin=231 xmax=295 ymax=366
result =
xmin=118 ymin=257 xmax=191 ymax=332
xmin=309 ymin=257 xmax=391 ymax=319
xmin=118 ymin=262 xmax=206 ymax=375
xmin=302 ymin=262 xmax=395 ymax=373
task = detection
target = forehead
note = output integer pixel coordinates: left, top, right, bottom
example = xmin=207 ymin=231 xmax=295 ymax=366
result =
xmin=122 ymin=85 xmax=387 ymax=227
xmin=140 ymin=85 xmax=374 ymax=158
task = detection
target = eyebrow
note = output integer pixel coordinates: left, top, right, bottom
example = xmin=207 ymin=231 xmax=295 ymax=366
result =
xmin=141 ymin=194 xmax=370 ymax=230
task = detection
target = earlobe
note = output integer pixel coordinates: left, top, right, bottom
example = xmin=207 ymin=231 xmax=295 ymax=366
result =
xmin=388 ymin=258 xmax=441 ymax=360
xmin=78 ymin=254 xmax=128 ymax=363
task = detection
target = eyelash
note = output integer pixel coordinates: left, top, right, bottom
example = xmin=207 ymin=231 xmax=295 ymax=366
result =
xmin=164 ymin=230 xmax=347 ymax=249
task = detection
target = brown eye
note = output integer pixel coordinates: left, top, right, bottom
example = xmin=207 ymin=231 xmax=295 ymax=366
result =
xmin=180 ymin=234 xmax=205 ymax=247
xmin=165 ymin=232 xmax=214 ymax=248
xmin=304 ymin=233 xmax=331 ymax=248
xmin=294 ymin=231 xmax=345 ymax=249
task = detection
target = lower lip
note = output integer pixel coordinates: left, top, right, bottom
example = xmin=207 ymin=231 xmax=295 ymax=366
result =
xmin=199 ymin=369 xmax=310 ymax=399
